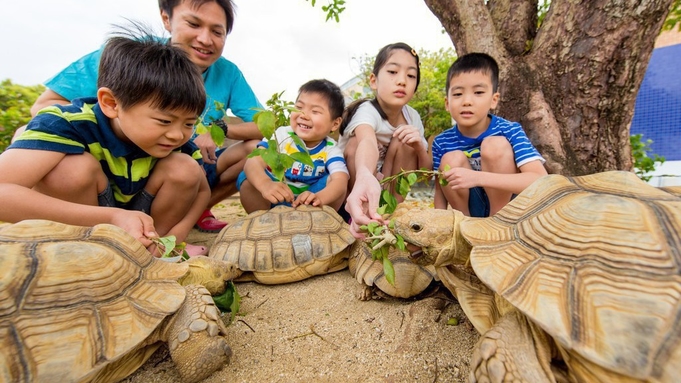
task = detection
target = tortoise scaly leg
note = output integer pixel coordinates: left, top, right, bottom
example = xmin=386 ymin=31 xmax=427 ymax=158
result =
xmin=165 ymin=285 xmax=232 ymax=383
xmin=470 ymin=310 xmax=564 ymax=383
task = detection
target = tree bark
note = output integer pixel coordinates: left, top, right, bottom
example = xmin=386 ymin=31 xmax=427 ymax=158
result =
xmin=423 ymin=0 xmax=673 ymax=175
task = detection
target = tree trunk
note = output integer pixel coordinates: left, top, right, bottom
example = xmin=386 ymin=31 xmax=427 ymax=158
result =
xmin=423 ymin=0 xmax=673 ymax=175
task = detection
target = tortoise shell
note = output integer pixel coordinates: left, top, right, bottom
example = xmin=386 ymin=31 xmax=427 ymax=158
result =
xmin=0 ymin=220 xmax=188 ymax=382
xmin=209 ymin=205 xmax=356 ymax=284
xmin=348 ymin=241 xmax=437 ymax=299
xmin=463 ymin=171 xmax=681 ymax=379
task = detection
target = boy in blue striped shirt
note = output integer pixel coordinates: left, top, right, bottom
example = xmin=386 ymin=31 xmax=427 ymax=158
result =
xmin=432 ymin=53 xmax=547 ymax=217
xmin=1 ymin=25 xmax=211 ymax=256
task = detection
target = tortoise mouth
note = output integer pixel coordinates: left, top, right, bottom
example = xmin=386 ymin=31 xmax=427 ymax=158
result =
xmin=407 ymin=249 xmax=427 ymax=265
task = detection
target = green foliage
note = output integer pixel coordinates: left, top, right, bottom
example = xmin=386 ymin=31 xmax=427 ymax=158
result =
xmin=354 ymin=48 xmax=457 ymax=138
xmin=265 ymin=90 xmax=295 ymax=127
xmin=663 ymin=0 xmax=681 ymax=31
xmin=360 ymin=168 xmax=448 ymax=285
xmin=151 ymin=235 xmax=189 ymax=261
xmin=537 ymin=0 xmax=551 ymax=28
xmin=212 ymin=281 xmax=241 ymax=324
xmin=307 ymin=0 xmax=346 ymax=22
xmin=0 ymin=79 xmax=45 ymax=153
xmin=630 ymin=134 xmax=665 ymax=182
xmin=194 ymin=100 xmax=227 ymax=147
xmin=247 ymin=105 xmax=313 ymax=183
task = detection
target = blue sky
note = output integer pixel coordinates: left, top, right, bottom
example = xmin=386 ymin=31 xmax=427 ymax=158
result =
xmin=0 ymin=0 xmax=453 ymax=103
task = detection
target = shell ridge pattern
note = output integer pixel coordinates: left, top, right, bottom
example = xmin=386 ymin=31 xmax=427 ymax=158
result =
xmin=12 ymin=243 xmax=39 ymax=318
xmin=93 ymin=302 xmax=108 ymax=365
xmin=649 ymin=201 xmax=681 ymax=272
xmin=8 ymin=319 xmax=31 ymax=381
xmin=651 ymin=301 xmax=681 ymax=377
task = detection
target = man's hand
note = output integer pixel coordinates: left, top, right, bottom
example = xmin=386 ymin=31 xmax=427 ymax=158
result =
xmin=194 ymin=132 xmax=218 ymax=164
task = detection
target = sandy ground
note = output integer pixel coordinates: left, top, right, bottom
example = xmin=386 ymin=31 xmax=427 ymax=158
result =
xmin=122 ymin=195 xmax=480 ymax=383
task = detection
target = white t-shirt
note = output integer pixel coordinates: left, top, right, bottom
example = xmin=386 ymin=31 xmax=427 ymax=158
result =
xmin=338 ymin=102 xmax=428 ymax=171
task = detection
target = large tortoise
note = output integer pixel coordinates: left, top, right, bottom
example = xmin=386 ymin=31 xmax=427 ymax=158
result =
xmin=210 ymin=204 xmax=356 ymax=284
xmin=0 ymin=220 xmax=240 ymax=383
xmin=391 ymin=171 xmax=681 ymax=382
xmin=348 ymin=240 xmax=437 ymax=300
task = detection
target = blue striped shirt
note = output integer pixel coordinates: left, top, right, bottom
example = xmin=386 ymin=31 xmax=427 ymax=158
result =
xmin=10 ymin=98 xmax=203 ymax=205
xmin=432 ymin=114 xmax=544 ymax=171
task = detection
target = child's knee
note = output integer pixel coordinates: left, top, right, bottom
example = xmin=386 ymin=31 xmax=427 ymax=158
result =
xmin=156 ymin=153 xmax=204 ymax=185
xmin=480 ymin=137 xmax=513 ymax=161
xmin=40 ymin=153 xmax=105 ymax=191
xmin=440 ymin=150 xmax=468 ymax=168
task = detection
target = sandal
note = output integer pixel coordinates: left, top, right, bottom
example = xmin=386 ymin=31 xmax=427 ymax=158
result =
xmin=184 ymin=243 xmax=209 ymax=257
xmin=194 ymin=209 xmax=228 ymax=233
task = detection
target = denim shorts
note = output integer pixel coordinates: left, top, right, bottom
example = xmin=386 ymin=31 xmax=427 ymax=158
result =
xmin=97 ymin=183 xmax=155 ymax=214
xmin=468 ymin=187 xmax=490 ymax=218
xmin=203 ymin=147 xmax=226 ymax=189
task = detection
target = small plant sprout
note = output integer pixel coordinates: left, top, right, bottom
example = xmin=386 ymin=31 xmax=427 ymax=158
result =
xmin=194 ymin=100 xmax=228 ymax=148
xmin=247 ymin=108 xmax=314 ymax=182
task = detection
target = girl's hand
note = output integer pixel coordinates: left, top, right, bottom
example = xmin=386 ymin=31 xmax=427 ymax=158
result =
xmin=393 ymin=124 xmax=424 ymax=150
xmin=260 ymin=181 xmax=295 ymax=204
xmin=442 ymin=167 xmax=478 ymax=190
xmin=292 ymin=191 xmax=321 ymax=207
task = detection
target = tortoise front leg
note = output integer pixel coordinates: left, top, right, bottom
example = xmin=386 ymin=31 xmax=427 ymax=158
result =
xmin=470 ymin=310 xmax=566 ymax=383
xmin=164 ymin=285 xmax=232 ymax=383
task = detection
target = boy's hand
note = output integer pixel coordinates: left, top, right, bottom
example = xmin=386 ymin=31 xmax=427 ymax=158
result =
xmin=442 ymin=167 xmax=478 ymax=189
xmin=260 ymin=181 xmax=295 ymax=204
xmin=194 ymin=132 xmax=218 ymax=164
xmin=292 ymin=191 xmax=321 ymax=207
xmin=110 ymin=210 xmax=157 ymax=248
xmin=393 ymin=125 xmax=424 ymax=150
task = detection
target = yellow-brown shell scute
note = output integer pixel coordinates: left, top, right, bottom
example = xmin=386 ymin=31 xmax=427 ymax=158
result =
xmin=465 ymin=171 xmax=681 ymax=379
xmin=210 ymin=205 xmax=356 ymax=284
xmin=0 ymin=220 xmax=187 ymax=382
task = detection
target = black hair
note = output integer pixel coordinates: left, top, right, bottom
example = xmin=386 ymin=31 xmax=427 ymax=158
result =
xmin=340 ymin=42 xmax=420 ymax=135
xmin=158 ymin=0 xmax=236 ymax=34
xmin=298 ymin=79 xmax=345 ymax=120
xmin=97 ymin=21 xmax=206 ymax=115
xmin=445 ymin=52 xmax=499 ymax=93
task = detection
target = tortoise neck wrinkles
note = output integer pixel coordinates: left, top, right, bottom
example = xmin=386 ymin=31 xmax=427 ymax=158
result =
xmin=434 ymin=210 xmax=471 ymax=267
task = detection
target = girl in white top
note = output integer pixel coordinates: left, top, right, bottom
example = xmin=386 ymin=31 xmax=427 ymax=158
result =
xmin=338 ymin=42 xmax=432 ymax=238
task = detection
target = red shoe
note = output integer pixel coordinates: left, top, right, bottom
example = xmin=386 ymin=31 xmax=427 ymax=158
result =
xmin=195 ymin=209 xmax=228 ymax=233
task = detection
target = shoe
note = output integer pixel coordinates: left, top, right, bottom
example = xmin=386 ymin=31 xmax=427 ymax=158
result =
xmin=195 ymin=209 xmax=228 ymax=233
xmin=184 ymin=243 xmax=209 ymax=257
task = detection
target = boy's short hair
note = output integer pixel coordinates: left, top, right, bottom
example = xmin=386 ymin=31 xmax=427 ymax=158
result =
xmin=298 ymin=79 xmax=345 ymax=120
xmin=97 ymin=22 xmax=206 ymax=115
xmin=446 ymin=52 xmax=500 ymax=93
xmin=159 ymin=0 xmax=235 ymax=34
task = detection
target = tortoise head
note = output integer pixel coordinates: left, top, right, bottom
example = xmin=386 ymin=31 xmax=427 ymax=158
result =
xmin=179 ymin=257 xmax=243 ymax=295
xmin=391 ymin=206 xmax=469 ymax=267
